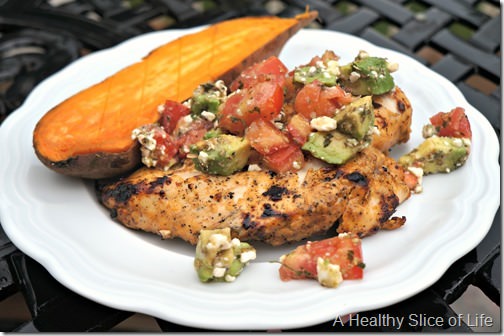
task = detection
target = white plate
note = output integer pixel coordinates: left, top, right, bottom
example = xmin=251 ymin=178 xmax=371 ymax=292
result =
xmin=0 ymin=28 xmax=500 ymax=330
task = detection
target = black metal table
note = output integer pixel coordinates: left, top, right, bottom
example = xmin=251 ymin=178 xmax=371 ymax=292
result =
xmin=0 ymin=0 xmax=500 ymax=332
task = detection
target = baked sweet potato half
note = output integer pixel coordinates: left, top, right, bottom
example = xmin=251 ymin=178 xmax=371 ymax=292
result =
xmin=32 ymin=12 xmax=317 ymax=179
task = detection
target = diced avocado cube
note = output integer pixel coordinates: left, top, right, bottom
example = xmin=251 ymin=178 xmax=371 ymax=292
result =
xmin=190 ymin=81 xmax=227 ymax=116
xmin=339 ymin=56 xmax=395 ymax=95
xmin=203 ymin=128 xmax=222 ymax=140
xmin=302 ymin=130 xmax=366 ymax=165
xmin=191 ymin=134 xmax=251 ymax=176
xmin=196 ymin=265 xmax=215 ymax=282
xmin=294 ymin=65 xmax=337 ymax=86
xmin=334 ymin=96 xmax=374 ymax=140
xmin=398 ymin=136 xmax=470 ymax=174
xmin=191 ymin=94 xmax=220 ymax=116
xmin=228 ymin=259 xmax=244 ymax=277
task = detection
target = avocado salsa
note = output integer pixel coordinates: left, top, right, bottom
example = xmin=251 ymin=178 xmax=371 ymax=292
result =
xmin=130 ymin=50 xmax=472 ymax=285
xmin=132 ymin=50 xmax=401 ymax=176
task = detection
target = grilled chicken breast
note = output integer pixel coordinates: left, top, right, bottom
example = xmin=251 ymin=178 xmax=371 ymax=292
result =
xmin=372 ymin=87 xmax=412 ymax=152
xmin=99 ymin=86 xmax=413 ymax=245
xmin=100 ymin=146 xmax=410 ymax=245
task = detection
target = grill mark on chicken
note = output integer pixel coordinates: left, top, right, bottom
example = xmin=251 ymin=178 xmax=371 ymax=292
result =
xmin=397 ymin=100 xmax=406 ymax=113
xmin=372 ymin=101 xmax=382 ymax=109
xmin=103 ymin=182 xmax=139 ymax=203
xmin=262 ymin=185 xmax=289 ymax=201
xmin=379 ymin=194 xmax=399 ymax=223
xmin=343 ymin=172 xmax=368 ymax=187
xmin=242 ymin=213 xmax=257 ymax=229
xmin=261 ymin=203 xmax=288 ymax=218
xmin=148 ymin=176 xmax=171 ymax=191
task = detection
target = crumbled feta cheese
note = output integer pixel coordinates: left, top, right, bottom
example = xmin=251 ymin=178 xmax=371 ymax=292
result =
xmin=316 ymin=257 xmax=343 ymax=288
xmin=213 ymin=267 xmax=226 ymax=278
xmin=358 ymin=50 xmax=369 ymax=59
xmin=231 ymin=238 xmax=241 ymax=247
xmin=158 ymin=230 xmax=171 ymax=239
xmin=198 ymin=151 xmax=209 ymax=165
xmin=279 ymin=254 xmax=286 ymax=263
xmin=274 ymin=122 xmax=284 ymax=130
xmin=247 ymin=164 xmax=262 ymax=172
xmin=240 ymin=250 xmax=257 ymax=263
xmin=387 ymin=62 xmax=399 ymax=73
xmin=408 ymin=166 xmax=424 ymax=178
xmin=311 ymin=116 xmax=337 ymax=132
xmin=214 ymin=80 xmax=228 ymax=98
xmin=274 ymin=110 xmax=286 ymax=122
xmin=345 ymin=138 xmax=360 ymax=147
xmin=177 ymin=114 xmax=194 ymax=133
xmin=422 ymin=124 xmax=436 ymax=138
xmin=131 ymin=127 xmax=157 ymax=151
xmin=208 ymin=233 xmax=231 ymax=250
xmin=183 ymin=99 xmax=192 ymax=108
xmin=369 ymin=70 xmax=378 ymax=78
xmin=140 ymin=147 xmax=157 ymax=168
xmin=349 ymin=71 xmax=361 ymax=83
xmin=225 ymin=274 xmax=236 ymax=282
xmin=182 ymin=115 xmax=193 ymax=123
xmin=201 ymin=111 xmax=216 ymax=121
xmin=452 ymin=138 xmax=463 ymax=147
xmin=292 ymin=161 xmax=301 ymax=170
xmin=157 ymin=104 xmax=165 ymax=113
xmin=326 ymin=60 xmax=340 ymax=76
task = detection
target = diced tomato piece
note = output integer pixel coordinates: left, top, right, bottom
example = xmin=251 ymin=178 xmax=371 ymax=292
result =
xmin=217 ymin=92 xmax=246 ymax=134
xmin=403 ymin=170 xmax=420 ymax=191
xmin=283 ymin=74 xmax=299 ymax=101
xmin=263 ymin=143 xmax=305 ymax=173
xmin=219 ymin=81 xmax=284 ymax=135
xmin=294 ymin=81 xmax=352 ymax=119
xmin=230 ymin=56 xmax=288 ymax=91
xmin=429 ymin=107 xmax=472 ymax=139
xmin=286 ymin=114 xmax=311 ymax=145
xmin=159 ymin=100 xmax=190 ymax=134
xmin=245 ymin=119 xmax=290 ymax=155
xmin=279 ymin=234 xmax=364 ymax=282
xmin=153 ymin=133 xmax=179 ymax=168
xmin=321 ymin=85 xmax=353 ymax=105
xmin=294 ymin=81 xmax=321 ymax=119
xmin=176 ymin=118 xmax=213 ymax=158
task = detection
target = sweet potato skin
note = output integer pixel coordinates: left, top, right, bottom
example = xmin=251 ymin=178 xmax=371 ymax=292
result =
xmin=34 ymin=143 xmax=141 ymax=179
xmin=33 ymin=12 xmax=317 ymax=179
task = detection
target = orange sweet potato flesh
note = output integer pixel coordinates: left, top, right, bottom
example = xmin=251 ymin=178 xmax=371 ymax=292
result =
xmin=33 ymin=12 xmax=318 ymax=179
